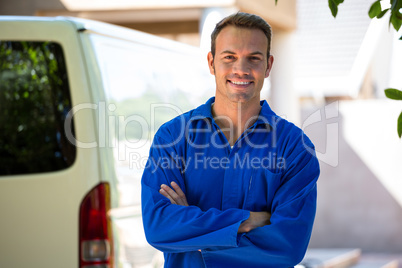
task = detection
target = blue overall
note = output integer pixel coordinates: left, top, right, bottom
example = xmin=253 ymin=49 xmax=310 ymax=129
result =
xmin=141 ymin=97 xmax=320 ymax=267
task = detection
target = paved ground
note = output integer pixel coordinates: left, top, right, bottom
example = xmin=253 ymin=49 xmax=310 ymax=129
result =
xmin=360 ymin=253 xmax=402 ymax=268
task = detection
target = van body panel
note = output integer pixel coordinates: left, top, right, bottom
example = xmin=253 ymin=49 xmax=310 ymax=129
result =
xmin=0 ymin=17 xmax=100 ymax=267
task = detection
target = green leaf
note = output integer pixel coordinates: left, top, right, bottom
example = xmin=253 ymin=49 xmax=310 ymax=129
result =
xmin=400 ymin=35 xmax=402 ymax=40
xmin=390 ymin=13 xmax=402 ymax=31
xmin=398 ymin=112 xmax=402 ymax=138
xmin=329 ymin=0 xmax=338 ymax=17
xmin=377 ymin=8 xmax=390 ymax=19
xmin=329 ymin=0 xmax=344 ymax=17
xmin=369 ymin=0 xmax=382 ymax=18
xmin=275 ymin=0 xmax=278 ymax=5
xmin=385 ymin=88 xmax=402 ymax=100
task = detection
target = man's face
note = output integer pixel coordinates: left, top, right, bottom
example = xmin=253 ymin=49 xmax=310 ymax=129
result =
xmin=208 ymin=26 xmax=274 ymax=105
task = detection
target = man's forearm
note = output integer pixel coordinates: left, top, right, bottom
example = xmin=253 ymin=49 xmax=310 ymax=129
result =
xmin=159 ymin=182 xmax=271 ymax=234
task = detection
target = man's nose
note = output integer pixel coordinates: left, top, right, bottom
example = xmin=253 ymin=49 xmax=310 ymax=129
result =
xmin=233 ymin=58 xmax=250 ymax=75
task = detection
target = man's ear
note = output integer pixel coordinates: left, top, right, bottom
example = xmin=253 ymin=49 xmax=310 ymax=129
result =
xmin=265 ymin=55 xmax=274 ymax=78
xmin=207 ymin=52 xmax=215 ymax=75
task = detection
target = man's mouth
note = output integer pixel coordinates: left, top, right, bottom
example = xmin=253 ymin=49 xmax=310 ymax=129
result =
xmin=228 ymin=80 xmax=253 ymax=86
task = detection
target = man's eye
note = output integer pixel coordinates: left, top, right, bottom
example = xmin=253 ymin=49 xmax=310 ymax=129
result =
xmin=250 ymin=57 xmax=262 ymax=61
xmin=224 ymin=55 xmax=235 ymax=60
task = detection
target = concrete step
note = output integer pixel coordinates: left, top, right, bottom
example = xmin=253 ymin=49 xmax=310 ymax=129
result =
xmin=298 ymin=248 xmax=361 ymax=268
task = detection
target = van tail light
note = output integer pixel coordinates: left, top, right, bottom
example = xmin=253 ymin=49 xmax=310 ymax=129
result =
xmin=79 ymin=182 xmax=114 ymax=268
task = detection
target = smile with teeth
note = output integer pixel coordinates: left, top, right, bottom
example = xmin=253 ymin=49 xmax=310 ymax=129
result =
xmin=229 ymin=80 xmax=252 ymax=85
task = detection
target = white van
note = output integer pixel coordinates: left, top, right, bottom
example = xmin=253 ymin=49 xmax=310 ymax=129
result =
xmin=0 ymin=16 xmax=214 ymax=268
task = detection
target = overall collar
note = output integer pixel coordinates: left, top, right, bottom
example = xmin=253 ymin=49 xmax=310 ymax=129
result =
xmin=192 ymin=97 xmax=280 ymax=128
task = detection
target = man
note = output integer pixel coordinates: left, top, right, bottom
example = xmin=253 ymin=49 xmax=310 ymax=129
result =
xmin=141 ymin=12 xmax=320 ymax=268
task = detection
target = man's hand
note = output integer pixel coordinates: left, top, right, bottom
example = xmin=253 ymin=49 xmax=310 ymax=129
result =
xmin=238 ymin=211 xmax=271 ymax=233
xmin=159 ymin=181 xmax=189 ymax=206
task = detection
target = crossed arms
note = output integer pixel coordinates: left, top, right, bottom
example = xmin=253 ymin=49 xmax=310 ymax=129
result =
xmin=160 ymin=181 xmax=271 ymax=234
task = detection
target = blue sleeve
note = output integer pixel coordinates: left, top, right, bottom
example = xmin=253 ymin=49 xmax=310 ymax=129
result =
xmin=141 ymin=133 xmax=250 ymax=253
xmin=201 ymin=140 xmax=320 ymax=268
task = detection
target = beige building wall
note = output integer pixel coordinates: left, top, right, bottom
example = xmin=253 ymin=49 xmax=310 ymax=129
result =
xmin=0 ymin=0 xmax=66 ymax=15
xmin=0 ymin=0 xmax=296 ymax=44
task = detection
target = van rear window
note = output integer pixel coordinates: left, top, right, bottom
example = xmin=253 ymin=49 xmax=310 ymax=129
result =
xmin=0 ymin=41 xmax=76 ymax=176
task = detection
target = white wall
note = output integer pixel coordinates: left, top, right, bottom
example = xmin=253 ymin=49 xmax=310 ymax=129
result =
xmin=302 ymin=100 xmax=402 ymax=252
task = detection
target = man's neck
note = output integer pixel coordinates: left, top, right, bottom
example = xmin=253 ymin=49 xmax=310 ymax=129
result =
xmin=212 ymin=98 xmax=261 ymax=146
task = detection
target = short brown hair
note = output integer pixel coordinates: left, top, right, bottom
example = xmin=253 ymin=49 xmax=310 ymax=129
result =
xmin=210 ymin=12 xmax=272 ymax=59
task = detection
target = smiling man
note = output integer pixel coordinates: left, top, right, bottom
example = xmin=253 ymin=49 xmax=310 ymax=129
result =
xmin=141 ymin=12 xmax=320 ymax=268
